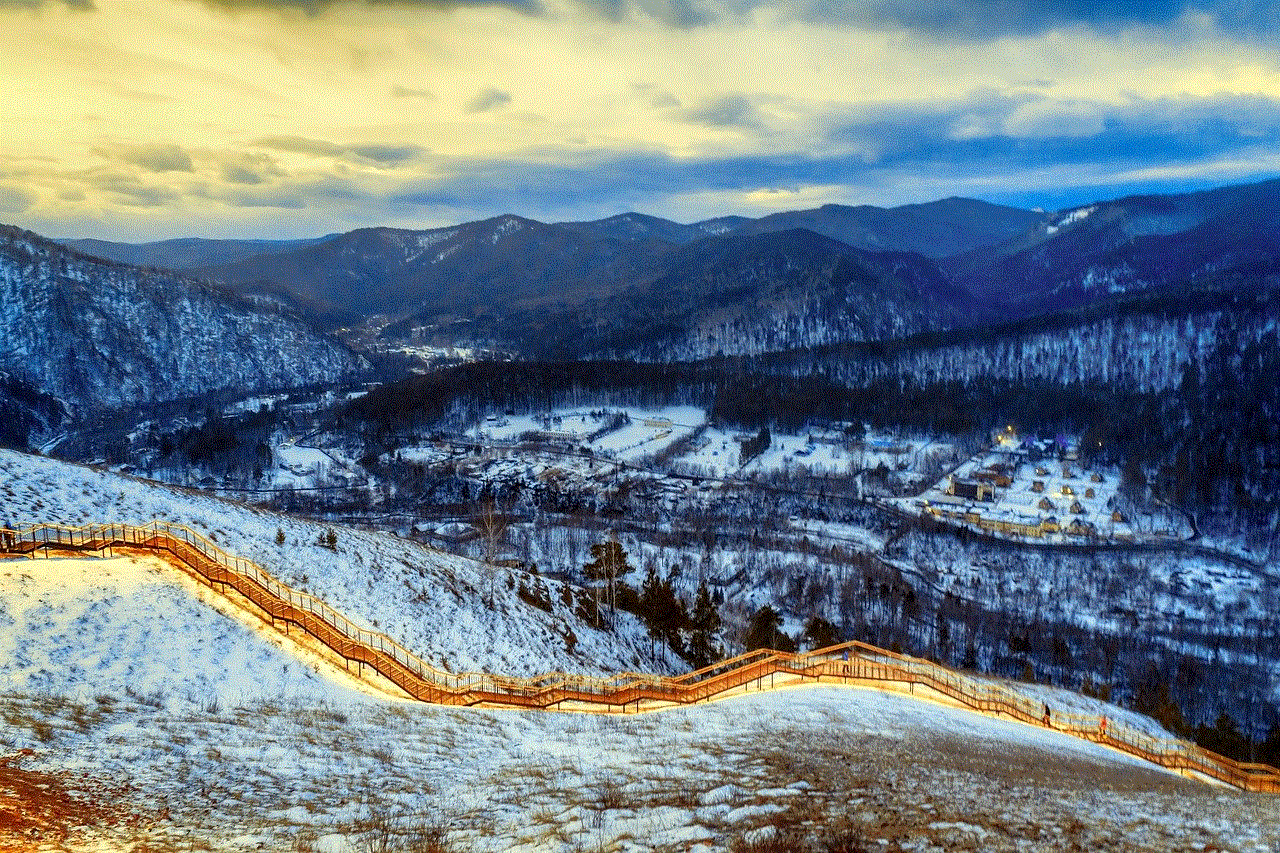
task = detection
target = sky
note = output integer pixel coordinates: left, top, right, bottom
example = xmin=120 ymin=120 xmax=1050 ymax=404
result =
xmin=4 ymin=0 xmax=1280 ymax=241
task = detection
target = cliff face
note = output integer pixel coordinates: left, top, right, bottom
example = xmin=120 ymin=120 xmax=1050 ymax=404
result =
xmin=0 ymin=225 xmax=366 ymax=413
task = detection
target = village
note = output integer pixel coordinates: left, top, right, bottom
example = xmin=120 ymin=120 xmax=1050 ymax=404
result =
xmin=896 ymin=427 xmax=1191 ymax=545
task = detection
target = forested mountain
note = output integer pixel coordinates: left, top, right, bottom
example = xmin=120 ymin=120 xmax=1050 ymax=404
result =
xmin=558 ymin=212 xmax=747 ymax=244
xmin=748 ymin=284 xmax=1280 ymax=394
xmin=374 ymin=228 xmax=972 ymax=360
xmin=197 ymin=214 xmax=676 ymax=323
xmin=0 ymin=372 xmax=67 ymax=450
xmin=732 ymin=197 xmax=1044 ymax=258
xmin=60 ymin=235 xmax=325 ymax=270
xmin=567 ymin=229 xmax=975 ymax=360
xmin=0 ymin=225 xmax=366 ymax=413
xmin=200 ymin=217 xmax=979 ymax=356
xmin=947 ymin=178 xmax=1280 ymax=313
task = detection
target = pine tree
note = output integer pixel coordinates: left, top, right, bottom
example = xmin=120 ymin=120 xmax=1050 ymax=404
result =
xmin=744 ymin=604 xmax=794 ymax=652
xmin=801 ymin=615 xmax=840 ymax=651
xmin=687 ymin=579 xmax=722 ymax=668
xmin=275 ymin=528 xmax=285 ymax=546
xmin=639 ymin=565 xmax=662 ymax=657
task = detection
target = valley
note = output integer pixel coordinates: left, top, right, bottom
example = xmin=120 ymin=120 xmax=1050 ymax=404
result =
xmin=3 ymin=178 xmax=1280 ymax=850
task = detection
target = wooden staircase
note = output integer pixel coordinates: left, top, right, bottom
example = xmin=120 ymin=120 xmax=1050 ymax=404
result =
xmin=3 ymin=520 xmax=1278 ymax=793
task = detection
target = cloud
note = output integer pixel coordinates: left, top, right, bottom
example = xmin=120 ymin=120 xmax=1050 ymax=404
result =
xmin=392 ymin=85 xmax=434 ymax=99
xmin=467 ymin=88 xmax=513 ymax=113
xmin=253 ymin=135 xmax=426 ymax=165
xmin=681 ymin=94 xmax=763 ymax=129
xmin=571 ymin=0 xmax=1280 ymax=39
xmin=805 ymin=0 xmax=1191 ymax=38
xmin=0 ymin=1 xmax=94 ymax=10
xmin=384 ymin=90 xmax=1280 ymax=217
xmin=199 ymin=0 xmax=543 ymax=16
xmin=572 ymin=0 xmax=707 ymax=27
xmin=115 ymin=144 xmax=194 ymax=173
xmin=823 ymin=91 xmax=1280 ymax=172
xmin=0 ymin=185 xmax=34 ymax=213
xmin=86 ymin=172 xmax=181 ymax=208
xmin=223 ymin=165 xmax=267 ymax=185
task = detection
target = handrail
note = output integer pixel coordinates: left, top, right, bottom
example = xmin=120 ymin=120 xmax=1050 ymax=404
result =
xmin=2 ymin=521 xmax=1277 ymax=793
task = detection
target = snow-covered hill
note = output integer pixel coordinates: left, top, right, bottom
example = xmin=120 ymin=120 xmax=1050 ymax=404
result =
xmin=3 ymin=456 xmax=1278 ymax=850
xmin=0 ymin=555 xmax=370 ymax=708
xmin=2 ymin=649 xmax=1275 ymax=850
xmin=0 ymin=225 xmax=365 ymax=414
xmin=0 ymin=449 xmax=660 ymax=678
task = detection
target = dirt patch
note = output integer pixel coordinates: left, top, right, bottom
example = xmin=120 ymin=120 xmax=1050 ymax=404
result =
xmin=0 ymin=749 xmax=154 ymax=847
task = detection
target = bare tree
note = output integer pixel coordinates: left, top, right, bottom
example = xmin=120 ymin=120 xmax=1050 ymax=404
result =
xmin=474 ymin=496 xmax=511 ymax=605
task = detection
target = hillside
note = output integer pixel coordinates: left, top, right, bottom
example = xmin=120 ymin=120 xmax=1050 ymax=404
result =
xmin=198 ymin=215 xmax=671 ymax=323
xmin=378 ymin=227 xmax=975 ymax=360
xmin=2 ymin=553 xmax=1274 ymax=850
xmin=734 ymin=197 xmax=1044 ymax=259
xmin=0 ymin=226 xmax=366 ymax=415
xmin=197 ymin=209 xmax=1000 ymax=356
xmin=948 ymin=178 xmax=1280 ymax=313
xmin=0 ymin=449 xmax=660 ymax=678
xmin=58 ymin=235 xmax=325 ymax=271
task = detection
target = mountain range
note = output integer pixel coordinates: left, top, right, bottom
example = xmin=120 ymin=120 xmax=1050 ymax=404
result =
xmin=8 ymin=176 xmax=1280 ymax=420
xmin=57 ymin=181 xmax=1280 ymax=361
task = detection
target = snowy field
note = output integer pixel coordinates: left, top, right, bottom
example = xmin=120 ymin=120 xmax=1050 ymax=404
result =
xmin=0 ymin=449 xmax=661 ymax=679
xmin=475 ymin=406 xmax=705 ymax=462
xmin=2 ymin=458 xmax=1278 ymax=849
xmin=673 ymin=426 xmax=952 ymax=481
xmin=4 ymin=649 xmax=1277 ymax=851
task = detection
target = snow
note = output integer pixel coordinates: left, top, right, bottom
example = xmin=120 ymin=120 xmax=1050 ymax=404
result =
xmin=0 ymin=555 xmax=370 ymax=709
xmin=0 ymin=449 xmax=661 ymax=679
xmin=274 ymin=442 xmax=337 ymax=476
xmin=2 ymin=449 xmax=1277 ymax=849
xmin=4 ymin=674 xmax=1276 ymax=851
xmin=1046 ymin=204 xmax=1095 ymax=234
xmin=899 ymin=445 xmax=1167 ymax=544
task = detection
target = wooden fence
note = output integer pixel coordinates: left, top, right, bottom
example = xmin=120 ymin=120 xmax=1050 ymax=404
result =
xmin=2 ymin=521 xmax=1278 ymax=793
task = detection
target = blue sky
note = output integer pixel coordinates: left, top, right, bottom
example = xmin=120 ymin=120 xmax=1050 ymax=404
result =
xmin=3 ymin=0 xmax=1280 ymax=240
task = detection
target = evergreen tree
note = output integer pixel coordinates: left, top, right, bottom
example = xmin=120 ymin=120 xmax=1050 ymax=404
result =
xmin=801 ymin=615 xmax=841 ymax=651
xmin=744 ymin=604 xmax=795 ymax=652
xmin=651 ymin=574 xmax=688 ymax=658
xmin=275 ymin=527 xmax=285 ymax=546
xmin=687 ymin=579 xmax=722 ymax=668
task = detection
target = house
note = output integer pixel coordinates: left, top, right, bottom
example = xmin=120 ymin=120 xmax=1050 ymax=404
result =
xmin=985 ymin=509 xmax=1046 ymax=538
xmin=1035 ymin=466 xmax=1050 ymax=476
xmin=1067 ymin=519 xmax=1096 ymax=537
xmin=948 ymin=478 xmax=994 ymax=502
xmin=1070 ymin=500 xmax=1085 ymax=514
xmin=643 ymin=416 xmax=673 ymax=428
xmin=974 ymin=469 xmax=1013 ymax=487
xmin=1112 ymin=510 xmax=1127 ymax=523
xmin=1085 ymin=487 xmax=1096 ymax=499
xmin=1090 ymin=472 xmax=1104 ymax=483
xmin=1062 ymin=467 xmax=1075 ymax=478
xmin=535 ymin=430 xmax=579 ymax=443
xmin=1041 ymin=516 xmax=1061 ymax=533
xmin=1060 ymin=485 xmax=1075 ymax=496
xmin=1038 ymin=497 xmax=1056 ymax=511
xmin=1030 ymin=480 xmax=1045 ymax=493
